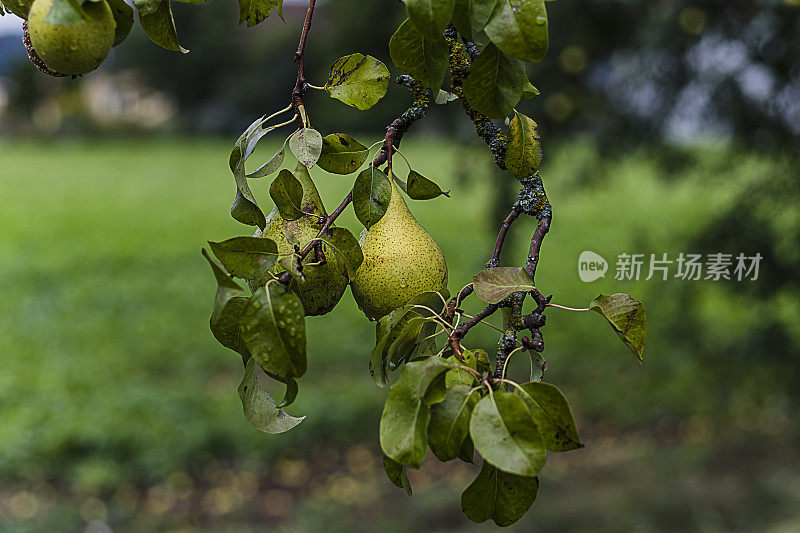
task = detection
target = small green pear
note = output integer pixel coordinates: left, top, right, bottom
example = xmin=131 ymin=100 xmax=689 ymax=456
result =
xmin=350 ymin=177 xmax=448 ymax=320
xmin=27 ymin=0 xmax=116 ymax=76
xmin=251 ymin=163 xmax=349 ymax=316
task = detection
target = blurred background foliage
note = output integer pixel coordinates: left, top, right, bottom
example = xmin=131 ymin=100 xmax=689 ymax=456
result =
xmin=0 ymin=0 xmax=799 ymax=531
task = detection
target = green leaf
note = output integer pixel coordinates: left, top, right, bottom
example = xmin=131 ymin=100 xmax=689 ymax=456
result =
xmin=229 ymin=116 xmax=277 ymax=229
xmin=317 ymin=133 xmax=369 ymax=175
xmin=237 ymin=0 xmax=281 ymax=27
xmin=134 ymin=0 xmax=188 ymax=53
xmin=474 ymin=348 xmax=491 ymax=373
xmin=461 ymin=461 xmax=539 ymax=526
xmin=202 ymin=249 xmax=250 ymax=359
xmin=445 ymin=354 xmax=477 ymax=387
xmin=107 ymin=0 xmax=134 ymax=47
xmin=210 ymin=295 xmax=250 ymax=358
xmin=423 ymin=372 xmax=447 ymax=406
xmin=589 ymin=293 xmax=647 ymax=362
xmin=528 ymin=349 xmax=545 ymax=382
xmin=277 ymin=254 xmax=303 ymax=282
xmin=323 ymin=227 xmax=364 ymax=277
xmin=473 ymin=267 xmax=534 ymax=304
xmin=269 ymin=169 xmax=304 ymax=221
xmin=406 ymin=170 xmax=449 ymax=200
xmin=246 ymin=140 xmax=287 ymax=179
xmin=470 ymin=390 xmax=546 ymax=476
xmin=371 ymin=314 xmax=425 ymax=386
xmin=403 ymin=0 xmax=455 ymax=41
xmin=289 ymin=128 xmax=323 ymax=169
xmin=383 ymin=456 xmax=412 ymax=496
xmin=484 ymin=0 xmax=549 ymax=63
xmin=515 ymin=382 xmax=583 ymax=451
xmin=522 ymin=75 xmax=540 ymax=98
xmin=389 ymin=316 xmax=431 ymax=368
xmin=240 ymin=283 xmax=307 ymax=383
xmin=462 ymin=43 xmax=524 ymax=118
xmin=238 ymin=358 xmax=304 ymax=434
xmin=429 ymin=385 xmax=481 ymax=461
xmin=452 ymin=0 xmax=497 ymax=46
xmin=208 ymin=236 xmax=278 ymax=280
xmin=325 ymin=54 xmax=390 ymax=111
xmin=459 ymin=434 xmax=475 ymax=463
xmin=1 ymin=0 xmax=34 ymax=18
xmin=279 ymin=377 xmax=298 ymax=408
xmin=434 ymin=90 xmax=459 ymax=104
xmin=505 ymin=110 xmax=542 ymax=178
xmin=370 ymin=291 xmax=449 ymax=386
xmin=379 ymin=356 xmax=455 ymax=467
xmin=389 ymin=18 xmax=449 ymax=90
xmin=353 ymin=166 xmax=391 ymax=229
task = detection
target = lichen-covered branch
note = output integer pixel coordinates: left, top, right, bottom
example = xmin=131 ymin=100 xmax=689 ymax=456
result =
xmin=442 ymin=25 xmax=554 ymax=380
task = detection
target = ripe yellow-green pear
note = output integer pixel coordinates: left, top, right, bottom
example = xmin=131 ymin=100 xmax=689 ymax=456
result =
xmin=27 ymin=0 xmax=116 ymax=76
xmin=251 ymin=163 xmax=349 ymax=316
xmin=350 ymin=177 xmax=448 ymax=320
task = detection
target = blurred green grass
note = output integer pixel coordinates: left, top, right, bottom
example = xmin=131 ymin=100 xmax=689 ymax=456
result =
xmin=0 ymin=137 xmax=798 ymax=531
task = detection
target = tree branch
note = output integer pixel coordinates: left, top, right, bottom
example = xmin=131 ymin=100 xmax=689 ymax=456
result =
xmin=292 ymin=0 xmax=317 ymax=124
xmin=373 ymin=76 xmax=432 ymax=168
xmin=488 ymin=207 xmax=522 ymax=268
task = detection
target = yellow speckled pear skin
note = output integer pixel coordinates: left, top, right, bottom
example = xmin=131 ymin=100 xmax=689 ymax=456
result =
xmin=350 ymin=178 xmax=448 ymax=320
xmin=27 ymin=0 xmax=116 ymax=76
xmin=251 ymin=163 xmax=349 ymax=316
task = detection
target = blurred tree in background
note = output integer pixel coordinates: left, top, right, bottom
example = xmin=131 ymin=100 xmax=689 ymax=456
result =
xmin=2 ymin=0 xmax=799 ymax=145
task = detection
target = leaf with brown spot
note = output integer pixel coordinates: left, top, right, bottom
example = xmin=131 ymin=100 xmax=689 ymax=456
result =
xmin=589 ymin=293 xmax=647 ymax=362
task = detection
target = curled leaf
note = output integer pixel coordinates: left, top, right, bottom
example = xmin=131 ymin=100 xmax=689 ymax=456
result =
xmin=406 ymin=170 xmax=449 ymax=200
xmin=589 ymin=293 xmax=647 ymax=362
xmin=289 ymin=128 xmax=323 ymax=168
xmin=461 ymin=461 xmax=539 ymax=526
xmin=269 ymin=169 xmax=304 ymax=221
xmin=208 ymin=236 xmax=278 ymax=280
xmin=238 ymin=358 xmax=304 ymax=434
xmin=383 ymin=456 xmax=412 ymax=496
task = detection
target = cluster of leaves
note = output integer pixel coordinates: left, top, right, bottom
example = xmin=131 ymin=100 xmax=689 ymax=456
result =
xmin=199 ymin=0 xmax=649 ymax=526
xmin=371 ymin=268 xmax=645 ymax=525
xmin=390 ymin=0 xmax=547 ymax=119
xmin=204 ymin=47 xmax=457 ymax=433
xmin=380 ymin=353 xmax=582 ymax=526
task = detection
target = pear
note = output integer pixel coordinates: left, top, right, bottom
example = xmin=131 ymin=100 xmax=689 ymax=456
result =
xmin=251 ymin=163 xmax=349 ymax=316
xmin=350 ymin=178 xmax=448 ymax=320
xmin=27 ymin=0 xmax=116 ymax=76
